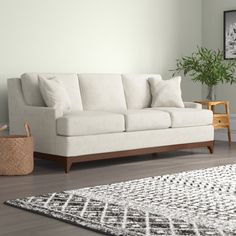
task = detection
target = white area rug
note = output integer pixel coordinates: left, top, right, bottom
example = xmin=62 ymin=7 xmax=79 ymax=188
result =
xmin=5 ymin=165 xmax=236 ymax=235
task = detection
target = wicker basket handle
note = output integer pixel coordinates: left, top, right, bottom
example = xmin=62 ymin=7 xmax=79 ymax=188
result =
xmin=24 ymin=122 xmax=32 ymax=137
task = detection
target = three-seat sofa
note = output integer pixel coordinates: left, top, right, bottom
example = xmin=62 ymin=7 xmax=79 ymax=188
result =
xmin=8 ymin=73 xmax=214 ymax=173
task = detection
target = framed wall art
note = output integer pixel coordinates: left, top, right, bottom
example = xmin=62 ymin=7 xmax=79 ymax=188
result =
xmin=224 ymin=10 xmax=236 ymax=59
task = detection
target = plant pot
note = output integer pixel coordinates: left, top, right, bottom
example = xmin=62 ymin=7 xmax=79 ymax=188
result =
xmin=206 ymin=85 xmax=216 ymax=101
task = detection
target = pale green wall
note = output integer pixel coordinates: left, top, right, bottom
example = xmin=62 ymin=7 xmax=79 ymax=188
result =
xmin=202 ymin=0 xmax=236 ymax=113
xmin=0 ymin=0 xmax=202 ymax=124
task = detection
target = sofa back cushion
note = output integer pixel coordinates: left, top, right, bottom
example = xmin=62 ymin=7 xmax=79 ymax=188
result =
xmin=78 ymin=74 xmax=127 ymax=112
xmin=122 ymin=74 xmax=162 ymax=109
xmin=21 ymin=73 xmax=83 ymax=111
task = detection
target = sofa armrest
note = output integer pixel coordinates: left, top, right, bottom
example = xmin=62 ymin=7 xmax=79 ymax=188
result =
xmin=23 ymin=106 xmax=63 ymax=120
xmin=184 ymin=102 xmax=202 ymax=109
xmin=23 ymin=106 xmax=63 ymax=137
xmin=8 ymin=78 xmax=63 ymax=154
xmin=10 ymin=105 xmax=63 ymax=154
xmin=22 ymin=106 xmax=63 ymax=153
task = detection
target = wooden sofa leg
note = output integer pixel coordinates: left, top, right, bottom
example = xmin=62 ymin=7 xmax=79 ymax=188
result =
xmin=207 ymin=144 xmax=214 ymax=154
xmin=64 ymin=159 xmax=72 ymax=173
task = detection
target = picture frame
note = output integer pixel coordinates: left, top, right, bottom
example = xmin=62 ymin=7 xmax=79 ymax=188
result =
xmin=224 ymin=10 xmax=236 ymax=60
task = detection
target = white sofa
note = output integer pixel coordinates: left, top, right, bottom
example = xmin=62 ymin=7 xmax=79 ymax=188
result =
xmin=8 ymin=73 xmax=214 ymax=172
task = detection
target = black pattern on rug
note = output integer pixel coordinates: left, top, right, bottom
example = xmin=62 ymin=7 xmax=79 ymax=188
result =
xmin=5 ymin=164 xmax=236 ymax=236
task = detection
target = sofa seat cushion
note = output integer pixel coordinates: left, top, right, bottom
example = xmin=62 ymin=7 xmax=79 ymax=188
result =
xmin=153 ymin=107 xmax=213 ymax=128
xmin=57 ymin=111 xmax=125 ymax=136
xmin=119 ymin=109 xmax=171 ymax=132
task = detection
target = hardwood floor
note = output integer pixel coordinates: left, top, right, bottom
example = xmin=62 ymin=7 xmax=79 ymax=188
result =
xmin=1 ymin=141 xmax=236 ymax=236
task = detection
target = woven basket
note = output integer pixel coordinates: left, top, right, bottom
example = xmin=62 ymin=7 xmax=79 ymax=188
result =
xmin=0 ymin=123 xmax=34 ymax=175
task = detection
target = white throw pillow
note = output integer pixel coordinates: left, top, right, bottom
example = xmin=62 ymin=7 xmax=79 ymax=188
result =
xmin=149 ymin=76 xmax=184 ymax=108
xmin=38 ymin=76 xmax=72 ymax=113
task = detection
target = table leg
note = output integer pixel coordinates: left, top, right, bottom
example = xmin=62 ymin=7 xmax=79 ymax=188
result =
xmin=227 ymin=126 xmax=232 ymax=145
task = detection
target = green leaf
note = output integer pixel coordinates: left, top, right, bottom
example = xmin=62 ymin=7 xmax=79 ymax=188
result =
xmin=171 ymin=46 xmax=236 ymax=86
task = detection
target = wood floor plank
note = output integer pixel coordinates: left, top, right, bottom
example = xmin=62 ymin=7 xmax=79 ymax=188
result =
xmin=1 ymin=141 xmax=236 ymax=236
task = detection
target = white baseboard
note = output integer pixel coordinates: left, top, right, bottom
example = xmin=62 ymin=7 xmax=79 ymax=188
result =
xmin=214 ymin=114 xmax=236 ymax=142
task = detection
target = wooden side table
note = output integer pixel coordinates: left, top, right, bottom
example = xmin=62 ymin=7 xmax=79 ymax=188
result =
xmin=195 ymin=100 xmax=231 ymax=145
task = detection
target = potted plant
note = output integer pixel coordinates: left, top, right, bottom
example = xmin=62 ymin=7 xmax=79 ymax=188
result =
xmin=172 ymin=47 xmax=236 ymax=100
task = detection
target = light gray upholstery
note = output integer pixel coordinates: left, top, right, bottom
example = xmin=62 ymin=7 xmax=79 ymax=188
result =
xmin=21 ymin=73 xmax=45 ymax=106
xmin=119 ymin=109 xmax=171 ymax=132
xmin=21 ymin=73 xmax=83 ymax=111
xmin=57 ymin=111 xmax=125 ymax=136
xmin=122 ymin=74 xmax=162 ymax=109
xmin=78 ymin=74 xmax=127 ymax=112
xmin=149 ymin=76 xmax=184 ymax=108
xmin=8 ymin=75 xmax=214 ymax=157
xmin=184 ymin=102 xmax=202 ymax=109
xmin=55 ymin=125 xmax=214 ymax=156
xmin=8 ymin=78 xmax=62 ymax=154
xmin=153 ymin=107 xmax=213 ymax=128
